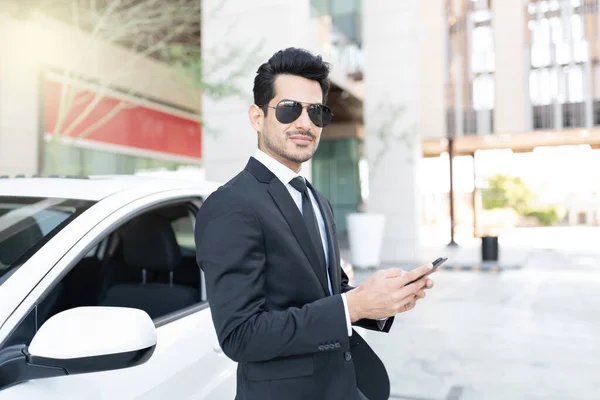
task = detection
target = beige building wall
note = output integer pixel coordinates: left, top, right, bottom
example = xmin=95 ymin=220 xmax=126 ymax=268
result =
xmin=493 ymin=0 xmax=529 ymax=134
xmin=418 ymin=0 xmax=447 ymax=139
xmin=363 ymin=0 xmax=423 ymax=263
xmin=0 ymin=33 xmax=40 ymax=176
xmin=9 ymin=13 xmax=199 ymax=111
xmin=0 ymin=12 xmax=198 ymax=175
xmin=322 ymin=123 xmax=363 ymax=140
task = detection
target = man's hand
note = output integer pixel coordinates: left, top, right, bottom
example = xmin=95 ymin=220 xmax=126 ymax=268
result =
xmin=345 ymin=264 xmax=435 ymax=323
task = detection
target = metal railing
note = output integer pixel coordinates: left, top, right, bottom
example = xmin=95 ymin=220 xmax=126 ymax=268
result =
xmin=446 ymin=107 xmax=494 ymax=136
xmin=532 ymin=102 xmax=591 ymax=130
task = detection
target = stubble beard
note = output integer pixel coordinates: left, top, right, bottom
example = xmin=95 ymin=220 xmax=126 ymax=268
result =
xmin=262 ymin=130 xmax=318 ymax=165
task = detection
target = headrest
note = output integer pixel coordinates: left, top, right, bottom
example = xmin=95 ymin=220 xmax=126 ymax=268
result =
xmin=120 ymin=213 xmax=181 ymax=272
xmin=0 ymin=217 xmax=43 ymax=266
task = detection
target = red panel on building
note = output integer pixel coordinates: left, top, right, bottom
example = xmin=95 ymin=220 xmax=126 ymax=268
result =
xmin=44 ymin=79 xmax=201 ymax=159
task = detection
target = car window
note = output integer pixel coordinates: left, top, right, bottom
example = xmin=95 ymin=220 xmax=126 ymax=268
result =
xmin=34 ymin=209 xmax=71 ymax=235
xmin=171 ymin=214 xmax=195 ymax=250
xmin=3 ymin=201 xmax=205 ymax=348
xmin=0 ymin=196 xmax=94 ymax=280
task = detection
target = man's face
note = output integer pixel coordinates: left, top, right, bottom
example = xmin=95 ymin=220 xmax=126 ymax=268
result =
xmin=249 ymin=74 xmax=324 ymax=171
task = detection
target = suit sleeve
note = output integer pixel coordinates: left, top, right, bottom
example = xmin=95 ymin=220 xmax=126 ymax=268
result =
xmin=195 ymin=190 xmax=350 ymax=363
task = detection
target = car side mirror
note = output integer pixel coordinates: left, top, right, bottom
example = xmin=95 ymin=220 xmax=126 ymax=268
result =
xmin=0 ymin=307 xmax=156 ymax=390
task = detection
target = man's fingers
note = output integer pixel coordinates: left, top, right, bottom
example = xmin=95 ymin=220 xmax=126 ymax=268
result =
xmin=402 ymin=299 xmax=417 ymax=312
xmin=395 ymin=293 xmax=418 ymax=312
xmin=390 ymin=264 xmax=431 ymax=289
xmin=406 ymin=278 xmax=429 ymax=294
xmin=405 ymin=264 xmax=432 ymax=281
xmin=382 ymin=267 xmax=405 ymax=279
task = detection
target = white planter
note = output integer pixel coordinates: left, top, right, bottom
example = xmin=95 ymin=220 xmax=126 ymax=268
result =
xmin=346 ymin=212 xmax=386 ymax=269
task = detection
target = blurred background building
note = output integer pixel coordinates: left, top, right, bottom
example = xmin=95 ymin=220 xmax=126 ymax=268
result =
xmin=0 ymin=0 xmax=204 ymax=178
xmin=1 ymin=0 xmax=600 ymax=263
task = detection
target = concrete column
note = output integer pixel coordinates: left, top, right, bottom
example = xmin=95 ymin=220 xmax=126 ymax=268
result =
xmin=584 ymin=42 xmax=593 ymax=128
xmin=201 ymin=0 xmax=312 ymax=183
xmin=363 ymin=0 xmax=425 ymax=263
xmin=418 ymin=0 xmax=446 ymax=139
xmin=524 ymin=46 xmax=533 ymax=130
xmin=493 ymin=0 xmax=528 ymax=134
xmin=568 ymin=209 xmax=576 ymax=226
xmin=0 ymin=15 xmax=40 ymax=175
xmin=454 ymin=55 xmax=464 ymax=136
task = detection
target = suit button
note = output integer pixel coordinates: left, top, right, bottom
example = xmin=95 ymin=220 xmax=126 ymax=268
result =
xmin=318 ymin=345 xmax=325 ymax=351
xmin=335 ymin=343 xmax=341 ymax=349
xmin=344 ymin=351 xmax=352 ymax=361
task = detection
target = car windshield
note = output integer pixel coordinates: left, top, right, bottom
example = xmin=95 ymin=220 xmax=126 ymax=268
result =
xmin=0 ymin=196 xmax=94 ymax=281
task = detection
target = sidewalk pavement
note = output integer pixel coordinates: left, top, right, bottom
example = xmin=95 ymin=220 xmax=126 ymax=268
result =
xmin=341 ymin=229 xmax=600 ymax=399
xmin=339 ymin=226 xmax=600 ymax=275
xmin=339 ymin=238 xmax=528 ymax=274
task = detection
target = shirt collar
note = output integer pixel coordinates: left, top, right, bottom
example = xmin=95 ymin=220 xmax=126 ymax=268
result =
xmin=253 ymin=149 xmax=302 ymax=185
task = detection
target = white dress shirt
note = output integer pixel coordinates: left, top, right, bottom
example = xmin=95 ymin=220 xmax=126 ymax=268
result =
xmin=253 ymin=149 xmax=353 ymax=336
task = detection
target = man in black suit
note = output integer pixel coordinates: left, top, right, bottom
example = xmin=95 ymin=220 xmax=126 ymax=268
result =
xmin=195 ymin=47 xmax=435 ymax=400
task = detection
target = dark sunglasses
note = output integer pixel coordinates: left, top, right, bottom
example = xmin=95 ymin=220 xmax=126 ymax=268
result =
xmin=261 ymin=99 xmax=333 ymax=128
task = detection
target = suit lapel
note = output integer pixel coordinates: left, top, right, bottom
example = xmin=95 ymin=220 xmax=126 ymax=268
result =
xmin=245 ymin=158 xmax=330 ymax=296
xmin=308 ymin=182 xmax=341 ymax=295
xmin=268 ymin=180 xmax=330 ymax=296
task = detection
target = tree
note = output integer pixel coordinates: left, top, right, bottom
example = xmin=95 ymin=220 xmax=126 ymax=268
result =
xmin=481 ymin=174 xmax=534 ymax=213
xmin=30 ymin=0 xmax=259 ymax=170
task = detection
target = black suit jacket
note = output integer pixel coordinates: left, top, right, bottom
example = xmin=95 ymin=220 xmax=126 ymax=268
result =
xmin=195 ymin=157 xmax=394 ymax=400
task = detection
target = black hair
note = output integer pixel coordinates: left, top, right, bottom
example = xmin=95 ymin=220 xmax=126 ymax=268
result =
xmin=253 ymin=47 xmax=331 ymax=112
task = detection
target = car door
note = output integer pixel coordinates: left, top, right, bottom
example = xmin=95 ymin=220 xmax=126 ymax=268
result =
xmin=0 ymin=191 xmax=237 ymax=399
xmin=0 ymin=309 xmax=236 ymax=400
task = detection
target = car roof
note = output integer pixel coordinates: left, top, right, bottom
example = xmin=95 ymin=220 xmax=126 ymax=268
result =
xmin=0 ymin=175 xmax=222 ymax=201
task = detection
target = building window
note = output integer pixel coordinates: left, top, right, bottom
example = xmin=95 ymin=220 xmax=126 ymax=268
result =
xmin=43 ymin=142 xmax=188 ymax=176
xmin=530 ymin=19 xmax=552 ymax=68
xmin=471 ymin=26 xmax=495 ymax=73
xmin=311 ymin=0 xmax=330 ymax=15
xmin=330 ymin=0 xmax=361 ymax=45
xmin=567 ymin=65 xmax=583 ymax=103
xmin=530 ymin=67 xmax=562 ymax=106
xmin=473 ymin=74 xmax=495 ymax=110
xmin=445 ymin=0 xmax=495 ymax=136
xmin=530 ymin=13 xmax=587 ymax=67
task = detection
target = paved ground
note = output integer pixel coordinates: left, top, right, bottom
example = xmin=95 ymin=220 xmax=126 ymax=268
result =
xmin=350 ymin=227 xmax=600 ymax=400
xmin=342 ymin=226 xmax=600 ymax=270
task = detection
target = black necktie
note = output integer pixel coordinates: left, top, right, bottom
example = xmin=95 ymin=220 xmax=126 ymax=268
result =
xmin=289 ymin=177 xmax=326 ymax=269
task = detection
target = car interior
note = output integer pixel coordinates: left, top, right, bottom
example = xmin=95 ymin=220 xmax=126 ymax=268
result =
xmin=5 ymin=201 xmax=205 ymax=347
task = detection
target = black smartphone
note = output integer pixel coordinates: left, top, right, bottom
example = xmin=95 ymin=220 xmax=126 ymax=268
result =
xmin=405 ymin=257 xmax=448 ymax=286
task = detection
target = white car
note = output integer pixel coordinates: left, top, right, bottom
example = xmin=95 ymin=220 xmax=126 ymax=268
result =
xmin=0 ymin=175 xmax=238 ymax=399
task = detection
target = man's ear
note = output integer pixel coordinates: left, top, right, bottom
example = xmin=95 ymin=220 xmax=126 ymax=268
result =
xmin=248 ymin=104 xmax=264 ymax=132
